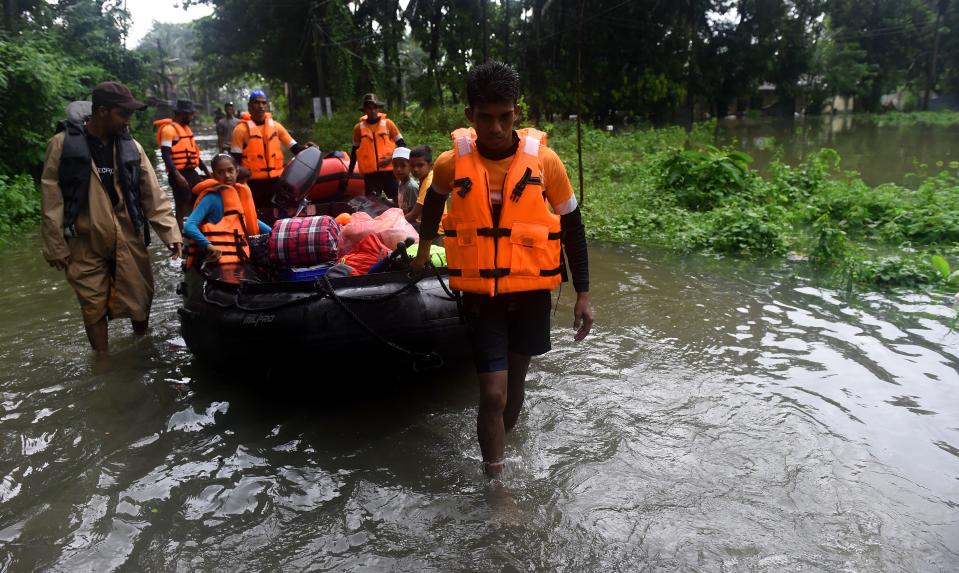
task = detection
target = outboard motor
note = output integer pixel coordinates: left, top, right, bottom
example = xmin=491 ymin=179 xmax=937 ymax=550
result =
xmin=272 ymin=146 xmax=322 ymax=217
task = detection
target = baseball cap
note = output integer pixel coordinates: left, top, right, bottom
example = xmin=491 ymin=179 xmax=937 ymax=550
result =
xmin=249 ymin=89 xmax=268 ymax=102
xmin=91 ymin=81 xmax=146 ymax=112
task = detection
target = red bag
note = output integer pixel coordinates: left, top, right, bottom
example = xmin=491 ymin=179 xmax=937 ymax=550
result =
xmin=340 ymin=232 xmax=391 ymax=275
xmin=269 ymin=215 xmax=341 ymax=267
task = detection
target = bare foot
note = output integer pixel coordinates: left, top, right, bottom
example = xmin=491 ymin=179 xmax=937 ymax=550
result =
xmin=487 ymin=480 xmax=524 ymax=528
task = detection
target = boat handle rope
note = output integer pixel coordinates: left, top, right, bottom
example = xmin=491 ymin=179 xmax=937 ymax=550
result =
xmin=211 ymin=263 xmax=459 ymax=312
xmin=321 ymin=274 xmax=444 ymax=372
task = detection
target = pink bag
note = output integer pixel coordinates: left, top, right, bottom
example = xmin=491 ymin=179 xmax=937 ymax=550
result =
xmin=339 ymin=207 xmax=418 ymax=256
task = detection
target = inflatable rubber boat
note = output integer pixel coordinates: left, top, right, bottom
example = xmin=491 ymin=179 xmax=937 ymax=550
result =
xmin=178 ymin=147 xmax=469 ymax=373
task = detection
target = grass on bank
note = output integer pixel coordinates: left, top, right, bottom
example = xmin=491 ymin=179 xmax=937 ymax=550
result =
xmin=860 ymin=110 xmax=959 ymax=126
xmin=312 ymin=110 xmax=957 ymax=290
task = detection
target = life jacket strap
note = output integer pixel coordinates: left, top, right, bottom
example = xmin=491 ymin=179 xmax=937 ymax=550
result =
xmin=445 ymin=227 xmax=561 ymax=240
xmin=453 ymin=177 xmax=472 ymax=198
xmin=510 ymin=167 xmax=533 ymax=203
xmin=447 ymin=266 xmax=561 ymax=278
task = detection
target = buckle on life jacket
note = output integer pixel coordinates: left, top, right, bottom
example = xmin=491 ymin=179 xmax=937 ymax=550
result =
xmin=510 ymin=168 xmax=533 ymax=202
xmin=454 ymin=177 xmax=472 ymax=198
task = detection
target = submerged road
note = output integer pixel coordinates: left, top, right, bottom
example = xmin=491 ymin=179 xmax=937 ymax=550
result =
xmin=0 ymin=130 xmax=956 ymax=571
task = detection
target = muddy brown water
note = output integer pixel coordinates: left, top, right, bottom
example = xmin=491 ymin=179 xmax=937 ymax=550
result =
xmin=715 ymin=115 xmax=959 ymax=187
xmin=0 ymin=129 xmax=957 ymax=571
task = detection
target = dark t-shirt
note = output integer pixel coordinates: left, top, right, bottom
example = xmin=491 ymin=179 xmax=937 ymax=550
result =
xmin=86 ymin=134 xmax=119 ymax=207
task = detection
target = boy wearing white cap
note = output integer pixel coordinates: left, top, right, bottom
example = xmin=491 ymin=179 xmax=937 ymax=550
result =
xmin=391 ymin=147 xmax=419 ymax=214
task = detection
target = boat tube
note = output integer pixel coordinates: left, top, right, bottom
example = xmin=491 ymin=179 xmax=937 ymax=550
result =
xmin=178 ymin=263 xmax=470 ymax=374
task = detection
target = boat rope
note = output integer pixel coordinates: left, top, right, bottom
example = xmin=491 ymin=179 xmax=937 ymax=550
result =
xmin=200 ymin=264 xmax=459 ymax=315
xmin=321 ymin=274 xmax=444 ymax=372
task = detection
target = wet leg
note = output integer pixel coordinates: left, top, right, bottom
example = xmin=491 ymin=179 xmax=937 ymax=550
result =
xmin=84 ymin=317 xmax=109 ymax=354
xmin=503 ymin=352 xmax=531 ymax=433
xmin=131 ymin=317 xmax=149 ymax=335
xmin=477 ymin=370 xmax=509 ymax=478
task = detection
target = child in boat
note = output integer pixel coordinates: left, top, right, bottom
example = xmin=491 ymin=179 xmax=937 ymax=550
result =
xmin=391 ymin=147 xmax=420 ymax=214
xmin=183 ymin=154 xmax=271 ymax=265
xmin=404 ymin=145 xmax=434 ymax=226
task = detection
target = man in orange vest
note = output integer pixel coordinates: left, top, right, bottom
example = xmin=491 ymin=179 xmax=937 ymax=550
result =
xmin=412 ymin=62 xmax=594 ymax=479
xmin=158 ymin=99 xmax=210 ymax=231
xmin=230 ymin=89 xmax=307 ymax=223
xmin=351 ymin=93 xmax=406 ymax=202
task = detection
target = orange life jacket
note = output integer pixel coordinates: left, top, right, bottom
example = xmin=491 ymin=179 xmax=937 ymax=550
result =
xmin=186 ymin=178 xmax=261 ymax=268
xmin=239 ymin=112 xmax=284 ymax=180
xmin=355 ymin=113 xmax=396 ymax=174
xmin=441 ymin=127 xmax=562 ymax=296
xmin=154 ymin=118 xmax=199 ymax=170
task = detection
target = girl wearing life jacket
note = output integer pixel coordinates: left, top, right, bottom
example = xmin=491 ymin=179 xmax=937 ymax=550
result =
xmin=183 ymin=154 xmax=271 ymax=268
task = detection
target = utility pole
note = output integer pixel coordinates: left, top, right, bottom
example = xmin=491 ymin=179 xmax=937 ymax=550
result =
xmin=575 ymin=0 xmax=584 ymax=205
xmin=311 ymin=1 xmax=328 ymax=112
xmin=157 ymin=38 xmax=168 ymax=99
xmin=923 ymin=0 xmax=948 ymax=111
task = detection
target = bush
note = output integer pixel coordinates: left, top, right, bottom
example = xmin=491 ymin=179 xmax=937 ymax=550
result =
xmin=848 ymin=255 xmax=938 ymax=288
xmin=0 ymin=36 xmax=105 ymax=176
xmin=705 ymin=203 xmax=787 ymax=255
xmin=0 ymin=174 xmax=40 ymax=237
xmin=660 ymin=147 xmax=755 ymax=211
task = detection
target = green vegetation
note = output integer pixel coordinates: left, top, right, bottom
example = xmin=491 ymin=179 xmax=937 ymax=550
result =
xmin=861 ymin=111 xmax=959 ymax=126
xmin=0 ymin=175 xmax=41 ymax=236
xmin=313 ymin=112 xmax=959 ymax=290
xmin=0 ymin=0 xmax=154 ymax=239
xmin=558 ymin=123 xmax=959 ymax=289
xmin=193 ymin=0 xmax=959 ymax=121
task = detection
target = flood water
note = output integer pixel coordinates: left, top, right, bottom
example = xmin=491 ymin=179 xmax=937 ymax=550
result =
xmin=1 ymin=128 xmax=957 ymax=571
xmin=716 ymin=115 xmax=959 ymax=187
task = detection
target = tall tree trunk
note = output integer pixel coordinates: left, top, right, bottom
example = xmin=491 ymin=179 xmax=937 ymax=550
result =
xmin=4 ymin=0 xmax=18 ymax=30
xmin=481 ymin=0 xmax=488 ymax=62
xmin=503 ymin=0 xmax=510 ymax=60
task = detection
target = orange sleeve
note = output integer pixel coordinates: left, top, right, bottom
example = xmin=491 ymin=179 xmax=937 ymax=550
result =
xmin=431 ymin=150 xmax=455 ymax=194
xmin=388 ymin=119 xmax=401 ymax=139
xmin=352 ymin=124 xmax=361 ymax=147
xmin=276 ymin=123 xmax=295 ymax=147
xmin=158 ymin=124 xmax=177 ymax=146
xmin=230 ymin=122 xmax=248 ymax=152
xmin=541 ymin=147 xmax=576 ymax=211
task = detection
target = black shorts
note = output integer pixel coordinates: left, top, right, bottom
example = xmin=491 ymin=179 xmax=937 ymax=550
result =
xmin=247 ymin=178 xmax=280 ymax=225
xmin=364 ymin=171 xmax=399 ymax=202
xmin=461 ymin=290 xmax=552 ymax=373
xmin=170 ymin=168 xmax=202 ymax=207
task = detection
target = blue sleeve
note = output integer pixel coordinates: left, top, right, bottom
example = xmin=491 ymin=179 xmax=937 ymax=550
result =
xmin=257 ymin=220 xmax=272 ymax=235
xmin=183 ymin=193 xmax=223 ymax=246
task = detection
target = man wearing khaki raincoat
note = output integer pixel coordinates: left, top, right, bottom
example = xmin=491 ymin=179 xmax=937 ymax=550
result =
xmin=40 ymin=82 xmax=182 ymax=354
